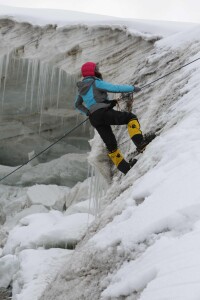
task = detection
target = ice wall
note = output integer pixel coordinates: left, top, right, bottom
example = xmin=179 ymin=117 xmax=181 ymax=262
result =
xmin=0 ymin=17 xmax=160 ymax=299
xmin=0 ymin=17 xmax=157 ymax=177
xmin=39 ymin=23 xmax=200 ymax=300
xmin=0 ymin=19 xmax=90 ymax=168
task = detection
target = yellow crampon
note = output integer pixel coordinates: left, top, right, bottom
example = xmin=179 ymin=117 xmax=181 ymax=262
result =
xmin=108 ymin=149 xmax=124 ymax=167
xmin=127 ymin=119 xmax=142 ymax=138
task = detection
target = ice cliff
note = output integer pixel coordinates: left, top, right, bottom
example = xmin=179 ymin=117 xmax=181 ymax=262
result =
xmin=0 ymin=15 xmax=157 ymax=185
xmin=1 ymin=7 xmax=200 ymax=300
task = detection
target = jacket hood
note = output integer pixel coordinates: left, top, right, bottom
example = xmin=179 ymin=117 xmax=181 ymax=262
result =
xmin=77 ymin=79 xmax=94 ymax=95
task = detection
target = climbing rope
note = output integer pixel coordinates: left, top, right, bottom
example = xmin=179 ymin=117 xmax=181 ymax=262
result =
xmin=140 ymin=57 xmax=200 ymax=90
xmin=1 ymin=57 xmax=200 ymax=182
xmin=119 ymin=57 xmax=200 ymax=101
xmin=118 ymin=57 xmax=200 ymax=146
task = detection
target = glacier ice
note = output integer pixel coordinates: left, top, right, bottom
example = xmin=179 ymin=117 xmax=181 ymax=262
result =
xmin=1 ymin=12 xmax=200 ymax=300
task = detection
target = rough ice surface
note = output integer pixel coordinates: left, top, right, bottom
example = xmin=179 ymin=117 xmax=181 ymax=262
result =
xmin=1 ymin=6 xmax=200 ymax=300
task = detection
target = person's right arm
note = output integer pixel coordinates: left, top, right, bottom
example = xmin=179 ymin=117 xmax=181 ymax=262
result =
xmin=95 ymin=80 xmax=136 ymax=93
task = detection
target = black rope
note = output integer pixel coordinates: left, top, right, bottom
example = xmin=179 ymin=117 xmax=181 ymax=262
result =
xmin=0 ymin=118 xmax=89 ymax=183
xmin=118 ymin=57 xmax=200 ymax=146
xmin=140 ymin=57 xmax=200 ymax=90
xmin=119 ymin=57 xmax=200 ymax=100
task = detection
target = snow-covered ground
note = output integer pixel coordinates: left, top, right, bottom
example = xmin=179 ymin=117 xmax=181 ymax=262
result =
xmin=0 ymin=5 xmax=200 ymax=300
xmin=0 ymin=179 xmax=95 ymax=299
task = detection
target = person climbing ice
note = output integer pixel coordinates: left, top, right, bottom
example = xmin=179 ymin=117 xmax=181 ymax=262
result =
xmin=75 ymin=62 xmax=152 ymax=175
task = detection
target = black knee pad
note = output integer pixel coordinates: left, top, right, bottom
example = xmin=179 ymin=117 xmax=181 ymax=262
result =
xmin=127 ymin=113 xmax=137 ymax=123
xmin=107 ymin=141 xmax=118 ymax=153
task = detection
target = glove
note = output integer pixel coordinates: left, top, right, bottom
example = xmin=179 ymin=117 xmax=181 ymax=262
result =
xmin=109 ymin=100 xmax=118 ymax=108
xmin=133 ymin=86 xmax=141 ymax=92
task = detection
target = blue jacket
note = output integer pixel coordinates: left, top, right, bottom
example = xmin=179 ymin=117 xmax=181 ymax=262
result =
xmin=75 ymin=76 xmax=135 ymax=115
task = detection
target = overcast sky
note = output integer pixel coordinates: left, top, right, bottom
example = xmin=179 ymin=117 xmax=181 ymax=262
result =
xmin=0 ymin=0 xmax=200 ymax=23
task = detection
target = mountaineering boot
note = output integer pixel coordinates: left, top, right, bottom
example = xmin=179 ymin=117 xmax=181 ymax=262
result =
xmin=135 ymin=132 xmax=156 ymax=153
xmin=127 ymin=119 xmax=146 ymax=152
xmin=129 ymin=158 xmax=137 ymax=168
xmin=108 ymin=149 xmax=131 ymax=174
xmin=127 ymin=119 xmax=156 ymax=153
xmin=127 ymin=119 xmax=142 ymax=139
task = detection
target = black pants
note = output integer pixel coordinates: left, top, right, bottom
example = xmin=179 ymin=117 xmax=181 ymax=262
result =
xmin=89 ymin=108 xmax=137 ymax=152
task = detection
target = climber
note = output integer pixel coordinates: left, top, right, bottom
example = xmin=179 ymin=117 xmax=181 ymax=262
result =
xmin=75 ymin=61 xmax=150 ymax=175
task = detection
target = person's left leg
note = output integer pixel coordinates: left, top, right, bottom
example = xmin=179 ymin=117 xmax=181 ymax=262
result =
xmin=99 ymin=109 xmax=147 ymax=151
xmin=94 ymin=124 xmax=131 ymax=174
xmin=89 ymin=108 xmax=141 ymax=173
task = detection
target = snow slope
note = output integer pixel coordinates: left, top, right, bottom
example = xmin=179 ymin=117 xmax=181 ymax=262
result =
xmin=0 ymin=5 xmax=200 ymax=300
xmin=40 ymin=24 xmax=200 ymax=300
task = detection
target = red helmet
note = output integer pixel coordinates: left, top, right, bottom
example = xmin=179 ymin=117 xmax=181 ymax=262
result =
xmin=81 ymin=62 xmax=96 ymax=77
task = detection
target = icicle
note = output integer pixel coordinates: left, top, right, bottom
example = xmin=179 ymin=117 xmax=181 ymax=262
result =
xmin=21 ymin=59 xmax=26 ymax=82
xmin=49 ymin=66 xmax=56 ymax=106
xmin=15 ymin=56 xmax=22 ymax=82
xmin=36 ymin=61 xmax=52 ymax=132
xmin=18 ymin=59 xmax=23 ymax=81
xmin=38 ymin=62 xmax=47 ymax=133
xmin=88 ymin=164 xmax=109 ymax=218
xmin=30 ymin=59 xmax=39 ymax=111
xmin=0 ymin=55 xmax=4 ymax=90
xmin=56 ymin=68 xmax=62 ymax=109
xmin=88 ymin=165 xmax=94 ymax=216
xmin=1 ymin=51 xmax=12 ymax=110
xmin=24 ymin=59 xmax=31 ymax=107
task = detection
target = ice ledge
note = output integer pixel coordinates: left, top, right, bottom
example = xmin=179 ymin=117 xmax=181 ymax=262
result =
xmin=0 ymin=5 xmax=197 ymax=38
